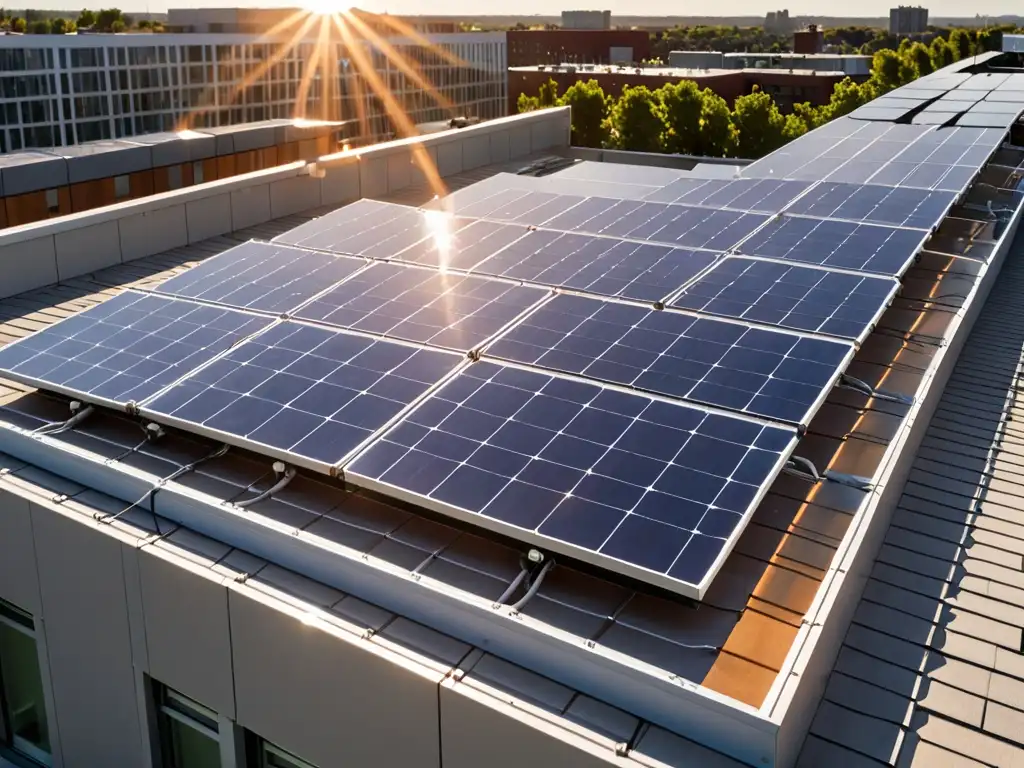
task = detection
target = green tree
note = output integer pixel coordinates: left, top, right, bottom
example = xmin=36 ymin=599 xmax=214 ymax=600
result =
xmin=50 ymin=17 xmax=75 ymax=33
xmin=658 ymin=80 xmax=704 ymax=155
xmin=94 ymin=8 xmax=123 ymax=31
xmin=110 ymin=18 xmax=124 ymax=32
xmin=607 ymin=86 xmax=664 ymax=153
xmin=930 ymin=37 xmax=956 ymax=69
xmin=949 ymin=28 xmax=973 ymax=60
xmin=76 ymin=8 xmax=94 ymax=27
xmin=28 ymin=17 xmax=51 ymax=33
xmin=976 ymin=27 xmax=1002 ymax=53
xmin=824 ymin=77 xmax=873 ymax=120
xmin=731 ymin=88 xmax=786 ymax=159
xmin=907 ymin=41 xmax=934 ymax=77
xmin=558 ymin=79 xmax=609 ymax=148
xmin=10 ymin=15 xmax=25 ymax=31
xmin=698 ymin=89 xmax=736 ymax=158
xmin=870 ymin=49 xmax=913 ymax=94
xmin=516 ymin=77 xmax=559 ymax=113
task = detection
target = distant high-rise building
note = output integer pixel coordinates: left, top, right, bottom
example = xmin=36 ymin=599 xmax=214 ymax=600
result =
xmin=889 ymin=5 xmax=929 ymax=35
xmin=560 ymin=10 xmax=612 ymax=30
xmin=764 ymin=9 xmax=792 ymax=33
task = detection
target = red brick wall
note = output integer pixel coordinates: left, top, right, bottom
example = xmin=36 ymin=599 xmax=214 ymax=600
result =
xmin=507 ymin=30 xmax=652 ymax=67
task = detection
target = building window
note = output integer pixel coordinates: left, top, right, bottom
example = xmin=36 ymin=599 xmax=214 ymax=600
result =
xmin=44 ymin=189 xmax=59 ymax=214
xmin=114 ymin=175 xmax=130 ymax=199
xmin=154 ymin=685 xmax=221 ymax=768
xmin=0 ymin=599 xmax=52 ymax=766
xmin=248 ymin=737 xmax=318 ymax=768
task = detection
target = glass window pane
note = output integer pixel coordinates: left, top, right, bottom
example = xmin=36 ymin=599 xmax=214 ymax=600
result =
xmin=165 ymin=714 xmax=221 ymax=768
xmin=0 ymin=619 xmax=52 ymax=764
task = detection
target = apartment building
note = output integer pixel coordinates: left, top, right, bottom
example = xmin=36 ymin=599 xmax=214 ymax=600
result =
xmin=888 ymin=5 xmax=929 ymax=35
xmin=0 ymin=30 xmax=507 ymax=153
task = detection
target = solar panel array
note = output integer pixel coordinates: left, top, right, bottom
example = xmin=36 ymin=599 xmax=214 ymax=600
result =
xmin=0 ymin=70 xmax=1019 ymax=600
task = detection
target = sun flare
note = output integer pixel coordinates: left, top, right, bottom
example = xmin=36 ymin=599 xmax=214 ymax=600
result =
xmin=298 ymin=0 xmax=351 ymax=16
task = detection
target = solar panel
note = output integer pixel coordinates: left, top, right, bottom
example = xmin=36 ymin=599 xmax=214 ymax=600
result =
xmin=484 ymin=293 xmax=853 ymax=426
xmin=471 ymin=229 xmax=719 ymax=304
xmin=293 ymin=263 xmax=548 ymax=352
xmin=984 ymin=91 xmax=1024 ymax=103
xmin=733 ymin=215 xmax=928 ymax=276
xmin=141 ymin=321 xmax=464 ymax=471
xmin=438 ymin=187 xmax=579 ymax=228
xmin=957 ymin=111 xmax=1021 ymax=129
xmin=344 ymin=360 xmax=799 ymax=600
xmin=643 ymin=177 xmax=811 ymax=213
xmin=540 ymin=198 xmax=769 ymax=251
xmin=155 ymin=240 xmax=367 ymax=314
xmin=912 ymin=112 xmax=959 ymax=126
xmin=275 ymin=199 xmax=431 ymax=258
xmin=390 ymin=217 xmax=531 ymax=271
xmin=868 ymin=161 xmax=977 ymax=192
xmin=668 ymin=256 xmax=900 ymax=343
xmin=785 ymin=182 xmax=956 ymax=230
xmin=972 ymin=101 xmax=1024 ymax=115
xmin=850 ymin=106 xmax=915 ymax=121
xmin=552 ymin=161 xmax=687 ymax=186
xmin=0 ymin=291 xmax=273 ymax=407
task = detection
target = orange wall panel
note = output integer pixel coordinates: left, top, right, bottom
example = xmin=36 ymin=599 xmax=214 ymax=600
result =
xmin=70 ymin=179 xmax=115 ymax=213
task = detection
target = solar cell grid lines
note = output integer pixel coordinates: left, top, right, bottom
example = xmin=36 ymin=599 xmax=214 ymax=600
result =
xmin=345 ymin=360 xmax=798 ymax=599
xmin=669 ymin=257 xmax=899 ymax=342
xmin=734 ymin=215 xmax=928 ymax=276
xmin=389 ymin=216 xmax=531 ymax=271
xmin=643 ymin=177 xmax=812 ymax=214
xmin=293 ymin=263 xmax=548 ymax=352
xmin=485 ymin=293 xmax=852 ymax=426
xmin=275 ymin=199 xmax=431 ymax=259
xmin=541 ymin=198 xmax=769 ymax=252
xmin=0 ymin=291 xmax=273 ymax=406
xmin=155 ymin=241 xmax=367 ymax=314
xmin=471 ymin=229 xmax=720 ymax=304
xmin=786 ymin=182 xmax=956 ymax=230
xmin=142 ymin=321 xmax=464 ymax=469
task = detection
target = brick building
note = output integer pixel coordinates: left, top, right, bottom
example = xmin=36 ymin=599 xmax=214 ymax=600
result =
xmin=506 ymin=29 xmax=651 ymax=67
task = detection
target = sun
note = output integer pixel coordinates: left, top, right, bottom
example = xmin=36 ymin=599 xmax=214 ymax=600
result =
xmin=298 ymin=0 xmax=349 ymax=16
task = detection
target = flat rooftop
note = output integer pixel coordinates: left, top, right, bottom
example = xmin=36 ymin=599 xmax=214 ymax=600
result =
xmin=0 ymin=53 xmax=1024 ymax=766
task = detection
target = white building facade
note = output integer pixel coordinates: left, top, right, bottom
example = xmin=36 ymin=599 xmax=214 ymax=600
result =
xmin=0 ymin=31 xmax=508 ymax=153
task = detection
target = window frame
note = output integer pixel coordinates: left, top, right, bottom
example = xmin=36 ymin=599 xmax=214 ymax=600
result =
xmin=153 ymin=683 xmax=221 ymax=768
xmin=0 ymin=599 xmax=52 ymax=767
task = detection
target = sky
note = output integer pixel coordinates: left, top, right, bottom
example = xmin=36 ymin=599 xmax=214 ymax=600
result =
xmin=15 ymin=0 xmax=1024 ymax=20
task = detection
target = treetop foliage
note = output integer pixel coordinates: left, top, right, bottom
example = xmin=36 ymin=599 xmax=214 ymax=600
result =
xmin=518 ymin=25 xmax=1011 ymax=159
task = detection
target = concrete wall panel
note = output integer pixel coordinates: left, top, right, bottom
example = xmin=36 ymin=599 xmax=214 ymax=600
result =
xmin=358 ymin=155 xmax=389 ymax=199
xmin=138 ymin=549 xmax=235 ymax=717
xmin=0 ymin=236 xmax=57 ymax=299
xmin=0 ymin=488 xmax=41 ymax=614
xmin=119 ymin=205 xmax=188 ymax=262
xmin=489 ymin=130 xmax=511 ymax=165
xmin=440 ymin=683 xmax=618 ymax=768
xmin=386 ymin=150 xmax=413 ymax=192
xmin=409 ymin=146 xmax=439 ymax=190
xmin=230 ymin=185 xmax=272 ymax=231
xmin=32 ymin=508 xmax=143 ymax=768
xmin=269 ymin=176 xmax=321 ymax=219
xmin=53 ymin=220 xmax=121 ymax=280
xmin=230 ymin=589 xmax=442 ymax=768
xmin=509 ymin=125 xmax=532 ymax=159
xmin=436 ymin=141 xmax=463 ymax=177
xmin=462 ymin=134 xmax=491 ymax=171
xmin=185 ymin=193 xmax=232 ymax=243
xmin=320 ymin=160 xmax=360 ymax=206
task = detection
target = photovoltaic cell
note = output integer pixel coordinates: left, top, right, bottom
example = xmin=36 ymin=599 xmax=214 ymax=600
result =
xmin=472 ymin=229 xmax=719 ymax=303
xmin=345 ymin=360 xmax=798 ymax=599
xmin=734 ymin=215 xmax=928 ymax=276
xmin=541 ymin=198 xmax=769 ymax=251
xmin=868 ymin=162 xmax=978 ymax=192
xmin=293 ymin=263 xmax=548 ymax=352
xmin=392 ymin=217 xmax=530 ymax=271
xmin=644 ymin=177 xmax=812 ymax=214
xmin=786 ymin=182 xmax=956 ymax=230
xmin=0 ymin=291 xmax=272 ymax=406
xmin=669 ymin=256 xmax=899 ymax=342
xmin=142 ymin=321 xmax=463 ymax=468
xmin=485 ymin=293 xmax=852 ymax=425
xmin=275 ymin=199 xmax=431 ymax=259
xmin=155 ymin=241 xmax=367 ymax=314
